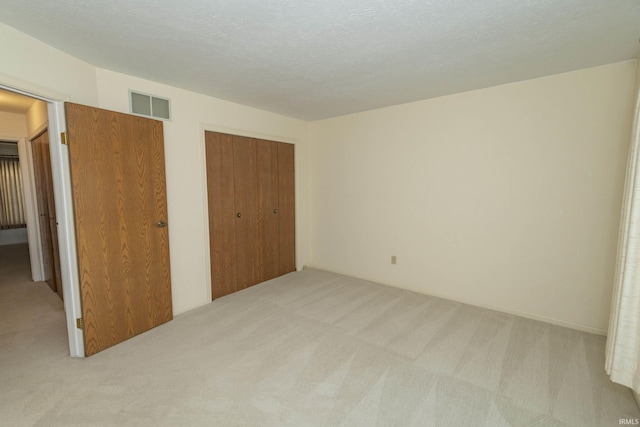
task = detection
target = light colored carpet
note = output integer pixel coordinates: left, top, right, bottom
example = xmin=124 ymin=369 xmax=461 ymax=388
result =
xmin=0 ymin=243 xmax=638 ymax=426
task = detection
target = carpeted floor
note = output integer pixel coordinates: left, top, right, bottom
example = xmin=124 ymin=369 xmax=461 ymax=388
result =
xmin=0 ymin=243 xmax=638 ymax=426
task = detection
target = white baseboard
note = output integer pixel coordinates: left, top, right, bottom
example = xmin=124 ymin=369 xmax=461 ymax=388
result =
xmin=308 ymin=266 xmax=608 ymax=336
xmin=0 ymin=228 xmax=28 ymax=246
xmin=399 ymin=287 xmax=607 ymax=335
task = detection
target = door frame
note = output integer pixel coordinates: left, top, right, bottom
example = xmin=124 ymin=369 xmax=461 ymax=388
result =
xmin=199 ymin=124 xmax=300 ymax=302
xmin=0 ymin=82 xmax=84 ymax=357
xmin=0 ymin=135 xmax=43 ymax=277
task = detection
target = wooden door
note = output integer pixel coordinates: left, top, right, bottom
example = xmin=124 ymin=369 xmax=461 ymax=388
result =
xmin=31 ymin=130 xmax=56 ymax=294
xmin=205 ymin=131 xmax=238 ymax=299
xmin=65 ymin=102 xmax=172 ymax=357
xmin=278 ymin=143 xmax=295 ymax=275
xmin=40 ymin=135 xmax=63 ymax=300
xmin=232 ymin=136 xmax=260 ymax=289
xmin=256 ymin=139 xmax=279 ymax=282
xmin=205 ymin=131 xmax=295 ymax=300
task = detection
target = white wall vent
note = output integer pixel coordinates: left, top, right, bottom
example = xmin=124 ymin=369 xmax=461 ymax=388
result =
xmin=129 ymin=90 xmax=171 ymax=120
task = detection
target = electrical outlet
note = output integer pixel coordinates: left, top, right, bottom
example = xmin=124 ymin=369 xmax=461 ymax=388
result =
xmin=391 ymin=255 xmax=397 ymax=265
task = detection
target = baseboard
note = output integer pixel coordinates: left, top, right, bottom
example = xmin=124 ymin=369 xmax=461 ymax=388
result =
xmin=403 ymin=289 xmax=607 ymax=335
xmin=306 ymin=266 xmax=608 ymax=336
xmin=444 ymin=297 xmax=608 ymax=336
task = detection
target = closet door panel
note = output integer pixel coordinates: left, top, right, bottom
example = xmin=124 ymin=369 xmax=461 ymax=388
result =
xmin=257 ymin=139 xmax=280 ymax=282
xmin=205 ymin=131 xmax=238 ymax=299
xmin=277 ymin=143 xmax=296 ymax=275
xmin=205 ymin=132 xmax=296 ymax=299
xmin=40 ymin=134 xmax=63 ymax=300
xmin=233 ymin=136 xmax=260 ymax=289
xmin=31 ymin=132 xmax=55 ymax=292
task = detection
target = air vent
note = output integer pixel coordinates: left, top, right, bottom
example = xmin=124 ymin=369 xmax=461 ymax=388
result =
xmin=129 ymin=90 xmax=171 ymax=120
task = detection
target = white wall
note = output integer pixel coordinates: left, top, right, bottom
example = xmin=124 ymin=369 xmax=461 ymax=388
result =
xmin=0 ymin=22 xmax=98 ymax=105
xmin=1 ymin=19 xmax=637 ymax=335
xmin=0 ymin=22 xmax=310 ymax=318
xmin=26 ymin=100 xmax=48 ymax=136
xmin=0 ymin=104 xmax=48 ymax=275
xmin=95 ymin=69 xmax=309 ymax=314
xmin=0 ymin=111 xmax=27 ymax=137
xmin=308 ymin=60 xmax=638 ymax=334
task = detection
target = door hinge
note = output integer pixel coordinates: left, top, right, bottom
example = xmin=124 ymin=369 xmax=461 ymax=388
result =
xmin=60 ymin=132 xmax=68 ymax=145
xmin=76 ymin=317 xmax=84 ymax=329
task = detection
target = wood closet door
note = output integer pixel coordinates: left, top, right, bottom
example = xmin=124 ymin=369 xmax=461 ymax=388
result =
xmin=39 ymin=135 xmax=63 ymax=300
xmin=31 ymin=131 xmax=56 ymax=293
xmin=66 ymin=102 xmax=173 ymax=357
xmin=232 ymin=136 xmax=260 ymax=289
xmin=256 ymin=139 xmax=279 ymax=282
xmin=205 ymin=131 xmax=238 ymax=299
xmin=205 ymin=131 xmax=295 ymax=300
xmin=278 ymin=143 xmax=295 ymax=275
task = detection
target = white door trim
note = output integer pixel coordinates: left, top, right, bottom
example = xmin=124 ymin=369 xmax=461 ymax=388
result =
xmin=0 ymin=83 xmax=84 ymax=357
xmin=0 ymin=135 xmax=43 ymax=279
xmin=18 ymin=136 xmax=45 ymax=281
xmin=48 ymin=101 xmax=84 ymax=357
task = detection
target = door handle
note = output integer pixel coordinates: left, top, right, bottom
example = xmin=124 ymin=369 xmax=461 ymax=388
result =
xmin=236 ymin=213 xmax=242 ymax=218
xmin=273 ymin=209 xmax=278 ymax=214
xmin=156 ymin=221 xmax=167 ymax=228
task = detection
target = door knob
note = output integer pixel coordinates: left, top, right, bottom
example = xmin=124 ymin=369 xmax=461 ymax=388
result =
xmin=236 ymin=213 xmax=242 ymax=218
xmin=156 ymin=221 xmax=167 ymax=228
xmin=273 ymin=209 xmax=278 ymax=214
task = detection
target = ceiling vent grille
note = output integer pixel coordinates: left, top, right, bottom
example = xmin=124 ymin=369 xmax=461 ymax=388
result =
xmin=129 ymin=90 xmax=171 ymax=120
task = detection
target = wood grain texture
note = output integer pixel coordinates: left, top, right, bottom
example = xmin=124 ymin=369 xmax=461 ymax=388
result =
xmin=256 ymin=139 xmax=280 ymax=282
xmin=40 ymin=134 xmax=64 ymax=301
xmin=278 ymin=142 xmax=296 ymax=275
xmin=204 ymin=132 xmax=295 ymax=299
xmin=205 ymin=131 xmax=238 ymax=299
xmin=66 ymin=102 xmax=173 ymax=357
xmin=232 ymin=135 xmax=260 ymax=289
xmin=31 ymin=130 xmax=56 ymax=294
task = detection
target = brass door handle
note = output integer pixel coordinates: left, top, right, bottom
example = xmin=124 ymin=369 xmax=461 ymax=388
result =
xmin=236 ymin=213 xmax=242 ymax=218
xmin=156 ymin=221 xmax=167 ymax=228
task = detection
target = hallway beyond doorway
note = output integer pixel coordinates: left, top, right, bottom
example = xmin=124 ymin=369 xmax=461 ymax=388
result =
xmin=0 ymin=242 xmax=67 ymax=356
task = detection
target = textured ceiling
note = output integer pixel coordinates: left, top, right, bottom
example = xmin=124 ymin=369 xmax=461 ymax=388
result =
xmin=0 ymin=1 xmax=639 ymax=120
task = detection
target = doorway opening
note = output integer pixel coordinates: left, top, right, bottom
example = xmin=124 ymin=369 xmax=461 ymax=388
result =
xmin=0 ymin=85 xmax=83 ymax=357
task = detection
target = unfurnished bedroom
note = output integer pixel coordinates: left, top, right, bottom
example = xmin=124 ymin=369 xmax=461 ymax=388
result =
xmin=0 ymin=1 xmax=640 ymax=426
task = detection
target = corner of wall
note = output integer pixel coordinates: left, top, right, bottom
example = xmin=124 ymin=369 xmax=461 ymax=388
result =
xmin=25 ymin=100 xmax=49 ymax=137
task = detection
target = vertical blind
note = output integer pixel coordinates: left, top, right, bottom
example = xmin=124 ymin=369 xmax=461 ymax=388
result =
xmin=0 ymin=154 xmax=26 ymax=229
